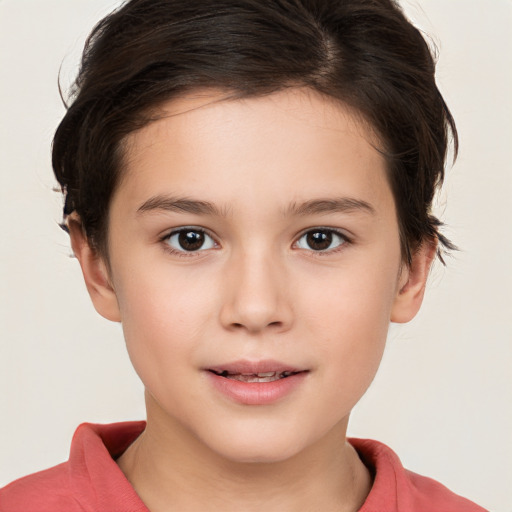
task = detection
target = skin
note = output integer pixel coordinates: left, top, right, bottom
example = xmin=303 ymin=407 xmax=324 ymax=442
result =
xmin=69 ymin=88 xmax=435 ymax=511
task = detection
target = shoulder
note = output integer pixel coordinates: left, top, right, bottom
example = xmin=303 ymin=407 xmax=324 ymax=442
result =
xmin=402 ymin=468 xmax=488 ymax=512
xmin=0 ymin=421 xmax=147 ymax=512
xmin=0 ymin=463 xmax=79 ymax=512
xmin=350 ymin=438 xmax=488 ymax=512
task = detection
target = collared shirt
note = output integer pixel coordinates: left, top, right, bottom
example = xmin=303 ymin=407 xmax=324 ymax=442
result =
xmin=0 ymin=422 xmax=487 ymax=512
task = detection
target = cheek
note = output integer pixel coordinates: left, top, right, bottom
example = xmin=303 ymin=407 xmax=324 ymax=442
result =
xmin=299 ymin=251 xmax=399 ymax=334
xmin=297 ymin=257 xmax=400 ymax=403
xmin=113 ymin=263 xmax=218 ymax=386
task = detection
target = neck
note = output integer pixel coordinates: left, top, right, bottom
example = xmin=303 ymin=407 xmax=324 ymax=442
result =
xmin=117 ymin=400 xmax=372 ymax=512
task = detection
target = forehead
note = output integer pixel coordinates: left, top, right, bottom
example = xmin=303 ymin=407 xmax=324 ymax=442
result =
xmin=116 ymin=88 xmax=393 ymax=218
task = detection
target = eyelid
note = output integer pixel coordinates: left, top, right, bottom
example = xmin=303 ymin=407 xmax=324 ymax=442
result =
xmin=160 ymin=226 xmax=220 ymax=256
xmin=293 ymin=227 xmax=352 ymax=253
xmin=295 ymin=226 xmax=352 ymax=241
xmin=158 ymin=225 xmax=351 ymax=257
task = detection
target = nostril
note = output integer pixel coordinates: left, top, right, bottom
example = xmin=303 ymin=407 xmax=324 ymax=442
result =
xmin=230 ymin=320 xmax=283 ymax=331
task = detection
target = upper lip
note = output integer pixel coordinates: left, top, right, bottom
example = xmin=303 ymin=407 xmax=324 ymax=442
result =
xmin=206 ymin=359 xmax=306 ymax=375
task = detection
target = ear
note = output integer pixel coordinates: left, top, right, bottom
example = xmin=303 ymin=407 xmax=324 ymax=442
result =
xmin=391 ymin=239 xmax=437 ymax=323
xmin=67 ymin=214 xmax=121 ymax=322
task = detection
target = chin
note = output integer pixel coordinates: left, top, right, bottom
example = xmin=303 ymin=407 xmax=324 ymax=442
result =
xmin=215 ymin=442 xmax=301 ymax=465
xmin=201 ymin=421 xmax=310 ymax=465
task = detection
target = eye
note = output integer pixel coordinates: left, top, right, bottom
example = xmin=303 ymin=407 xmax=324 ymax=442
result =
xmin=295 ymin=228 xmax=347 ymax=252
xmin=165 ymin=228 xmax=216 ymax=252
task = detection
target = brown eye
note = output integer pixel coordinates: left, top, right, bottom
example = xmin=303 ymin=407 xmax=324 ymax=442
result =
xmin=296 ymin=229 xmax=346 ymax=252
xmin=166 ymin=228 xmax=215 ymax=252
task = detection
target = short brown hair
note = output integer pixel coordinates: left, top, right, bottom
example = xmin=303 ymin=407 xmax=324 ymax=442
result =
xmin=53 ymin=0 xmax=458 ymax=264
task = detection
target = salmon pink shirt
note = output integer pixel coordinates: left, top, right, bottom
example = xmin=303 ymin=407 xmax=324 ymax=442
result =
xmin=0 ymin=422 xmax=487 ymax=511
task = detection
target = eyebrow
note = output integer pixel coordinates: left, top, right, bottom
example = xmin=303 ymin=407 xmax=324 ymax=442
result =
xmin=136 ymin=195 xmax=376 ymax=218
xmin=284 ymin=198 xmax=376 ymax=217
xmin=137 ymin=196 xmax=228 ymax=217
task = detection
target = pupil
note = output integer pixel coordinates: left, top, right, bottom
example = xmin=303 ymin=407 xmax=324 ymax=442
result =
xmin=179 ymin=230 xmax=204 ymax=251
xmin=307 ymin=230 xmax=332 ymax=251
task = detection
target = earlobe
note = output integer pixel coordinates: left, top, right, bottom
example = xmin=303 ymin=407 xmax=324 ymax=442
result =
xmin=390 ymin=239 xmax=437 ymax=324
xmin=67 ymin=215 xmax=121 ymax=322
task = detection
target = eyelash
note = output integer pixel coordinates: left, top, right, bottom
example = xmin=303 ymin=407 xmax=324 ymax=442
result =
xmin=160 ymin=227 xmax=218 ymax=258
xmin=160 ymin=226 xmax=352 ymax=258
xmin=294 ymin=227 xmax=351 ymax=256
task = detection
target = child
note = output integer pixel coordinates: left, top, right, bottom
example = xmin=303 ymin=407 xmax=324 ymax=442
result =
xmin=0 ymin=0 xmax=489 ymax=510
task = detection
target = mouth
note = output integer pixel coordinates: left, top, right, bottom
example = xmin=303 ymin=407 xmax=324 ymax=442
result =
xmin=205 ymin=360 xmax=309 ymax=405
xmin=206 ymin=359 xmax=308 ymax=383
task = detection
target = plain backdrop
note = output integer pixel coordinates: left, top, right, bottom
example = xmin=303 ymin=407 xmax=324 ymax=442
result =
xmin=1 ymin=1 xmax=511 ymax=510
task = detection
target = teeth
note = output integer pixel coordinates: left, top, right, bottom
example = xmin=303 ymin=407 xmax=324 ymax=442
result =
xmin=229 ymin=374 xmax=281 ymax=383
xmin=212 ymin=369 xmax=299 ymax=382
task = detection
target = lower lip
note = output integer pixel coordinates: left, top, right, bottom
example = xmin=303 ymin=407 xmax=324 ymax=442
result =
xmin=206 ymin=371 xmax=308 ymax=405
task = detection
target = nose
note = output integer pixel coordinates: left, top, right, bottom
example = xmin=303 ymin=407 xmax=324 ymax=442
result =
xmin=219 ymin=249 xmax=293 ymax=334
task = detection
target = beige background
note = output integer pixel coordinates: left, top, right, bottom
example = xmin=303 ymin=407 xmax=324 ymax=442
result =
xmin=1 ymin=1 xmax=511 ymax=510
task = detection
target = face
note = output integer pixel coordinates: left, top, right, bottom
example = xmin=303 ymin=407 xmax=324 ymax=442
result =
xmin=82 ymin=88 xmax=419 ymax=464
